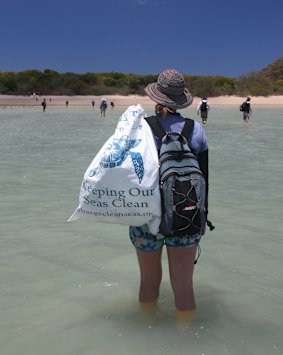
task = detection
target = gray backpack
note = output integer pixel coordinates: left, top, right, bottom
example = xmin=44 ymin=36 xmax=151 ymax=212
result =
xmin=145 ymin=116 xmax=207 ymax=237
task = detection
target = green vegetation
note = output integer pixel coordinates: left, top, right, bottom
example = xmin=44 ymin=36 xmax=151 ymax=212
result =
xmin=1 ymin=58 xmax=282 ymax=97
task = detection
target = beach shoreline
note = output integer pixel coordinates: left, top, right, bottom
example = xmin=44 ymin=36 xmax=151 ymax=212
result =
xmin=0 ymin=94 xmax=282 ymax=108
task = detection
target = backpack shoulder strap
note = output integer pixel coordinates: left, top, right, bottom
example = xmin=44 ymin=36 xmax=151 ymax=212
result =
xmin=144 ymin=116 xmax=166 ymax=141
xmin=145 ymin=116 xmax=195 ymax=142
xmin=181 ymin=118 xmax=194 ymax=140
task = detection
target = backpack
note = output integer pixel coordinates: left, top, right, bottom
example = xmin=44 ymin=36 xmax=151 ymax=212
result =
xmin=101 ymin=101 xmax=107 ymax=109
xmin=200 ymin=101 xmax=208 ymax=112
xmin=239 ymin=102 xmax=247 ymax=112
xmin=145 ymin=116 xmax=207 ymax=237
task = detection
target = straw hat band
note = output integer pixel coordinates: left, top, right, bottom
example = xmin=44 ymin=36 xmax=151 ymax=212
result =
xmin=157 ymin=83 xmax=185 ymax=95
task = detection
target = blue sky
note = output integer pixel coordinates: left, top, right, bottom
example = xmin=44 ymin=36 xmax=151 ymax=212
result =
xmin=1 ymin=0 xmax=282 ymax=78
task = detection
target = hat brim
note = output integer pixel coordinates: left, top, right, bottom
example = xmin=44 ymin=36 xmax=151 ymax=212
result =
xmin=144 ymin=83 xmax=193 ymax=109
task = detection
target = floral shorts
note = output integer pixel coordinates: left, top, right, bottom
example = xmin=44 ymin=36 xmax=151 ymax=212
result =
xmin=129 ymin=224 xmax=202 ymax=251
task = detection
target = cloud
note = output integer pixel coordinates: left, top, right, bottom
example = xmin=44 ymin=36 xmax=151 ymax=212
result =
xmin=131 ymin=0 xmax=162 ymax=8
xmin=133 ymin=0 xmax=147 ymax=5
xmin=132 ymin=0 xmax=157 ymax=6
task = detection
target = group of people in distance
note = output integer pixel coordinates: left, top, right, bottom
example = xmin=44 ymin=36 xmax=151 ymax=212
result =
xmin=40 ymin=97 xmax=116 ymax=115
xmin=41 ymin=93 xmax=252 ymax=125
xmin=197 ymin=95 xmax=252 ymax=125
xmin=99 ymin=95 xmax=252 ymax=124
xmin=101 ymin=95 xmax=253 ymax=124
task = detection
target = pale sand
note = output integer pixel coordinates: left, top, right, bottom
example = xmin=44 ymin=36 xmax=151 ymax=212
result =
xmin=0 ymin=94 xmax=282 ymax=108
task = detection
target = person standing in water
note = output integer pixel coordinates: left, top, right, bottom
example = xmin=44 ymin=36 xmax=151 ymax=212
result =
xmin=41 ymin=98 xmax=47 ymax=112
xmin=197 ymin=96 xmax=210 ymax=125
xmin=240 ymin=97 xmax=252 ymax=123
xmin=100 ymin=98 xmax=107 ymax=117
xmin=129 ymin=69 xmax=210 ymax=321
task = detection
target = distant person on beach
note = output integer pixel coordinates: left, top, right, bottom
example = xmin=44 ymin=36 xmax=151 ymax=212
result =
xmin=197 ymin=96 xmax=210 ymax=125
xmin=110 ymin=101 xmax=115 ymax=110
xmin=240 ymin=97 xmax=252 ymax=123
xmin=41 ymin=98 xmax=47 ymax=112
xmin=66 ymin=100 xmax=69 ymax=107
xmin=100 ymin=98 xmax=107 ymax=117
xmin=91 ymin=100 xmax=95 ymax=108
xmin=130 ymin=69 xmax=210 ymax=321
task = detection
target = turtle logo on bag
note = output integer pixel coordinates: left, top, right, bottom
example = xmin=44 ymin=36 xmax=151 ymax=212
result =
xmin=88 ymin=135 xmax=144 ymax=183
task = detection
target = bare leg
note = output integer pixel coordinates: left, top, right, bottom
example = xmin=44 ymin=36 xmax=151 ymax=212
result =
xmin=136 ymin=248 xmax=163 ymax=304
xmin=166 ymin=246 xmax=197 ymax=311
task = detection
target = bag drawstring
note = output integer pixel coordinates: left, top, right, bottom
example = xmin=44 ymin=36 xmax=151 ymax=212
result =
xmin=194 ymin=244 xmax=201 ymax=265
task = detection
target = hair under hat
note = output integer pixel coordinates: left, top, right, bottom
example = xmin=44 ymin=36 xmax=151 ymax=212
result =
xmin=144 ymin=69 xmax=193 ymax=110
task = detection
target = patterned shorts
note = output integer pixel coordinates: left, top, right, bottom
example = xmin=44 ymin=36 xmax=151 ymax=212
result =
xmin=129 ymin=224 xmax=202 ymax=251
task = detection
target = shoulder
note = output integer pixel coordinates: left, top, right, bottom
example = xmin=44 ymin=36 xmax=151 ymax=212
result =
xmin=191 ymin=120 xmax=208 ymax=153
xmin=192 ymin=120 xmax=205 ymax=136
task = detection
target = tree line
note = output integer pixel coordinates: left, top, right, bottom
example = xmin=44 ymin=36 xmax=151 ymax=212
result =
xmin=0 ymin=61 xmax=282 ymax=97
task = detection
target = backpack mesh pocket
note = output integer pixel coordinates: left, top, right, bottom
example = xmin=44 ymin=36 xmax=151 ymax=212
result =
xmin=172 ymin=179 xmax=202 ymax=237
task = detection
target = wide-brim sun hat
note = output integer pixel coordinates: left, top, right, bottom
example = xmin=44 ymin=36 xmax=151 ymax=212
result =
xmin=144 ymin=68 xmax=193 ymax=110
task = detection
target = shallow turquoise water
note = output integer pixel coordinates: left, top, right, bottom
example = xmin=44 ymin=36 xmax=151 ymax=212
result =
xmin=0 ymin=104 xmax=282 ymax=355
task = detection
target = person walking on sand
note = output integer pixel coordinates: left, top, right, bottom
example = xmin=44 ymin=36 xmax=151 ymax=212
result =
xmin=130 ymin=69 xmax=210 ymax=321
xmin=240 ymin=97 xmax=252 ymax=123
xmin=110 ymin=100 xmax=115 ymax=110
xmin=100 ymin=98 xmax=107 ymax=117
xmin=197 ymin=96 xmax=210 ymax=125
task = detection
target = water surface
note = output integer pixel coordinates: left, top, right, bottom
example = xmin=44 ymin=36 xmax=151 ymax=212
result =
xmin=1 ymin=104 xmax=282 ymax=355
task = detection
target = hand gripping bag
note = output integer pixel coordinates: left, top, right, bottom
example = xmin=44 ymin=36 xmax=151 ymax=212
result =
xmin=68 ymin=105 xmax=161 ymax=234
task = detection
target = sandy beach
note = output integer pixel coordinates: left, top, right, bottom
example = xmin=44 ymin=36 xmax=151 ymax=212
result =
xmin=0 ymin=94 xmax=282 ymax=108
